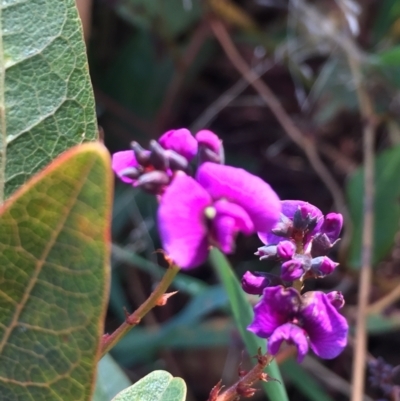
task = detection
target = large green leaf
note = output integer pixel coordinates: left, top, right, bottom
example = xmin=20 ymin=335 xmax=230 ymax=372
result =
xmin=347 ymin=144 xmax=400 ymax=268
xmin=209 ymin=248 xmax=289 ymax=401
xmin=0 ymin=143 xmax=111 ymax=400
xmin=0 ymin=0 xmax=97 ymax=200
xmin=112 ymin=370 xmax=186 ymax=401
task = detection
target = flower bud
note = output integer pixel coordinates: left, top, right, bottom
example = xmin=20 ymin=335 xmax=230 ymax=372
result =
xmin=196 ymin=130 xmax=224 ymax=165
xmin=131 ymin=141 xmax=151 ymax=166
xmin=311 ymin=233 xmax=332 ymax=257
xmin=149 ymin=140 xmax=169 ymax=170
xmin=321 ymin=213 xmax=343 ymax=243
xmin=326 ymin=291 xmax=345 ymax=309
xmin=281 ymin=259 xmax=304 ymax=281
xmin=311 ymin=256 xmax=338 ymax=277
xmin=241 ymin=271 xmax=270 ymax=295
xmin=293 ymin=205 xmax=319 ymax=232
xmin=135 ymin=171 xmax=170 ymax=194
xmin=277 ymin=240 xmax=296 ymax=260
xmin=165 ymin=150 xmax=189 ymax=171
xmin=159 ymin=128 xmax=198 ymax=161
xmin=119 ymin=166 xmax=142 ymax=180
xmin=255 ymin=245 xmax=277 ymax=260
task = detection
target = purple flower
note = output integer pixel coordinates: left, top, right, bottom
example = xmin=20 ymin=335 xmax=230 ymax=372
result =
xmin=248 ymin=286 xmax=348 ymax=362
xmin=195 ymin=129 xmax=224 ymax=164
xmin=258 ymin=200 xmax=323 ymax=247
xmin=158 ymin=162 xmax=281 ymax=268
xmin=159 ymin=128 xmax=198 ymax=161
xmin=112 ymin=150 xmax=140 ymax=184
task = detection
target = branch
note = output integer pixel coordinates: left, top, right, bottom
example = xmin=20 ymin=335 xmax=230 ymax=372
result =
xmin=100 ymin=263 xmax=180 ymax=356
xmin=208 ymin=351 xmax=275 ymax=401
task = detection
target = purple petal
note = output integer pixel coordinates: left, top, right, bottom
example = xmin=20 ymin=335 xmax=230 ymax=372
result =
xmin=159 ymin=128 xmax=198 ymax=161
xmin=300 ymin=291 xmax=348 ymax=359
xmin=321 ymin=213 xmax=343 ymax=243
xmin=196 ymin=162 xmax=281 ymax=233
xmin=158 ymin=173 xmax=211 ymax=269
xmin=214 ymin=200 xmax=254 ymax=235
xmin=277 ymin=240 xmax=296 ymax=260
xmin=326 ymin=291 xmax=345 ymax=310
xmin=112 ymin=150 xmax=139 ymax=184
xmin=248 ymin=286 xmax=300 ymax=338
xmin=258 ymin=200 xmax=323 ymax=245
xmin=281 ymin=259 xmax=304 ymax=281
xmin=212 ymin=214 xmax=236 ymax=253
xmin=195 ymin=130 xmax=222 ymax=154
xmin=241 ymin=271 xmax=270 ymax=295
xmin=268 ymin=323 xmax=309 ymax=363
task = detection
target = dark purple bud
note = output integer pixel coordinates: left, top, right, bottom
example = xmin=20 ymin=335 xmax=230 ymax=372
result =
xmin=131 ymin=141 xmax=151 ymax=166
xmin=198 ymin=146 xmax=222 ymax=164
xmin=135 ymin=171 xmax=170 ymax=194
xmin=165 ymin=150 xmax=189 ymax=171
xmin=293 ymin=205 xmax=319 ymax=232
xmin=369 ymin=357 xmax=395 ymax=395
xmin=311 ymin=233 xmax=332 ymax=257
xmin=255 ymin=245 xmax=277 ymax=260
xmin=149 ymin=140 xmax=169 ymax=170
xmin=321 ymin=213 xmax=343 ymax=243
xmin=242 ymin=271 xmax=270 ymax=295
xmin=119 ymin=166 xmax=142 ymax=180
xmin=281 ymin=259 xmax=304 ymax=281
xmin=326 ymin=291 xmax=345 ymax=309
xmin=271 ymin=213 xmax=293 ymax=237
xmin=277 ymin=240 xmax=296 ymax=260
xmin=311 ymin=256 xmax=338 ymax=277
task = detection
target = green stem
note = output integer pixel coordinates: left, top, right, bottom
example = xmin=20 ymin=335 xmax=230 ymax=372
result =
xmin=100 ymin=263 xmax=180 ymax=356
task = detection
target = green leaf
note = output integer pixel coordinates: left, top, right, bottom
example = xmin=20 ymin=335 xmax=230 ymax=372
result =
xmin=1 ymin=0 xmax=97 ymax=200
xmin=0 ymin=143 xmax=111 ymax=400
xmin=112 ymin=370 xmax=186 ymax=401
xmin=93 ymin=354 xmax=132 ymax=401
xmin=209 ymin=248 xmax=289 ymax=401
xmin=347 ymin=144 xmax=400 ymax=268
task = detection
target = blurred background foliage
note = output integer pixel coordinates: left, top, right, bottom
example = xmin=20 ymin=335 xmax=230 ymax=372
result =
xmin=83 ymin=0 xmax=400 ymax=399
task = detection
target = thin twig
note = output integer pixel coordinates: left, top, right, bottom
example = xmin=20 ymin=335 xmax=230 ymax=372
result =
xmin=345 ymin=31 xmax=378 ymax=401
xmin=190 ymin=60 xmax=274 ymax=132
xmin=367 ymin=284 xmax=400 ymax=315
xmin=100 ymin=263 xmax=180 ymax=356
xmin=209 ymin=351 xmax=274 ymax=401
xmin=209 ymin=18 xmax=349 ymax=222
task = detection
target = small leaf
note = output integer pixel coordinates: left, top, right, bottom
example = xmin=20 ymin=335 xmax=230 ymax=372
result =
xmin=1 ymin=0 xmax=97 ymax=200
xmin=209 ymin=248 xmax=289 ymax=401
xmin=0 ymin=143 xmax=111 ymax=400
xmin=112 ymin=370 xmax=186 ymax=401
xmin=347 ymin=144 xmax=400 ymax=268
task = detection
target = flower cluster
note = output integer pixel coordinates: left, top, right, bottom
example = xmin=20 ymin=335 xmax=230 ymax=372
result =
xmin=112 ymin=128 xmax=348 ymax=363
xmin=112 ymin=128 xmax=281 ymax=268
xmin=243 ymin=200 xmax=348 ymax=362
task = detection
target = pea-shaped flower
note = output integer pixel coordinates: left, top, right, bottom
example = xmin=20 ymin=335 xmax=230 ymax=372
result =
xmin=248 ymin=286 xmax=348 ymax=362
xmin=158 ymin=162 xmax=281 ymax=268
